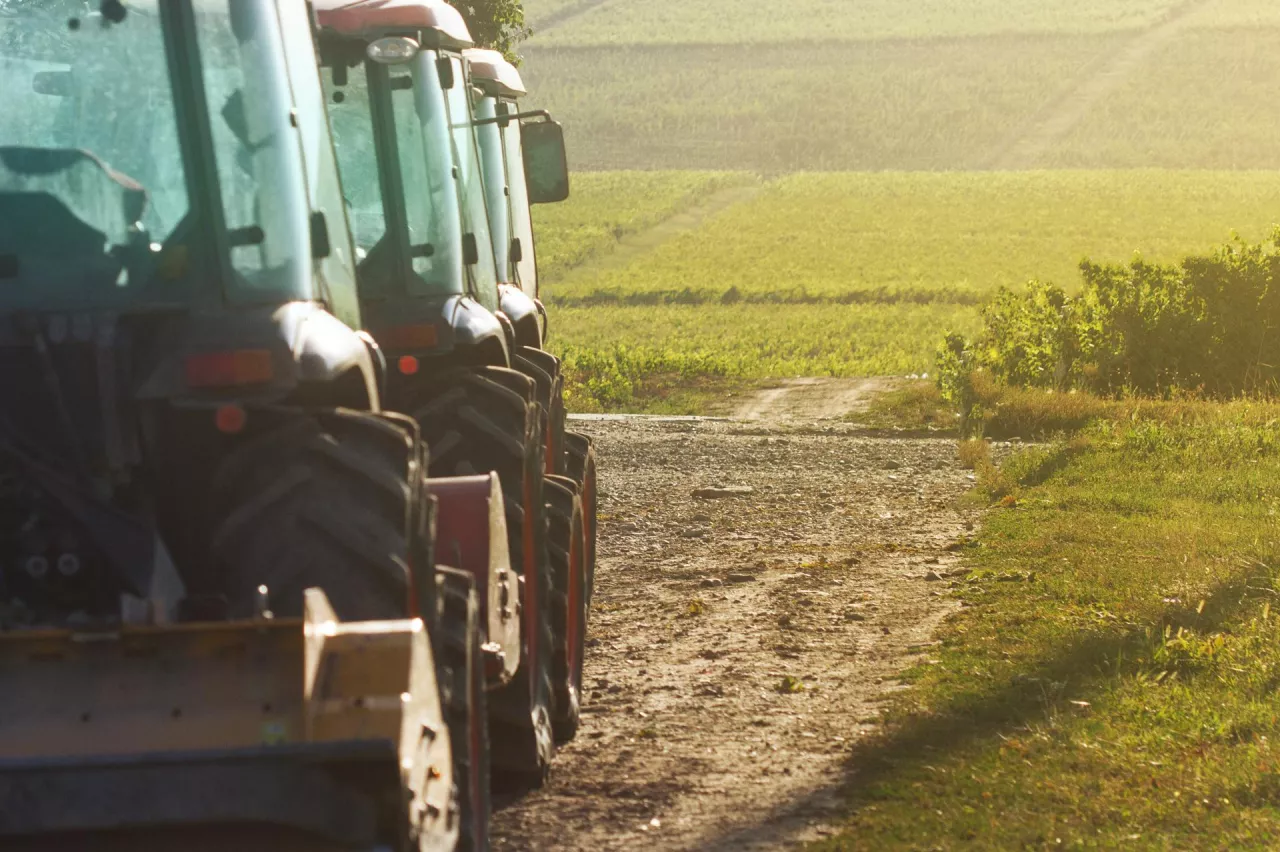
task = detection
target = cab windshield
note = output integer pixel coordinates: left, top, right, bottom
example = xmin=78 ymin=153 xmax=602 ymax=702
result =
xmin=324 ymin=52 xmax=463 ymax=301
xmin=0 ymin=0 xmax=309 ymax=311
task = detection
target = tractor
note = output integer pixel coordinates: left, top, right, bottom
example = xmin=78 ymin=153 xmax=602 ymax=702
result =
xmin=0 ymin=1 xmax=504 ymax=847
xmin=311 ymin=0 xmax=592 ymax=812
xmin=465 ymin=45 xmax=598 ymax=612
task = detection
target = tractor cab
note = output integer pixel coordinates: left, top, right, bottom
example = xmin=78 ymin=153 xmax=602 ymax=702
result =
xmin=314 ymin=0 xmax=512 ymax=374
xmin=0 ymin=0 xmax=383 ymax=620
xmin=0 ymin=0 xmax=375 ymax=409
xmin=466 ymin=48 xmax=570 ymax=347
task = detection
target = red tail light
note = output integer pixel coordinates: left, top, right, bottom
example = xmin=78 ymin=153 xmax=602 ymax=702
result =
xmin=184 ymin=349 xmax=274 ymax=389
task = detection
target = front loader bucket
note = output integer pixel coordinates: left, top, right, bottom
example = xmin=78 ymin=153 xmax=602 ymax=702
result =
xmin=0 ymin=590 xmax=455 ymax=850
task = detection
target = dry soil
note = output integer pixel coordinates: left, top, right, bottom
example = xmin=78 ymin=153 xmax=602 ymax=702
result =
xmin=492 ymin=379 xmax=978 ymax=850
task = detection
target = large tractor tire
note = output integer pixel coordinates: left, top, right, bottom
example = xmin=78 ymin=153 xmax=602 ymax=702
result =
xmin=544 ymin=476 xmax=587 ymax=744
xmin=564 ymin=431 xmax=598 ymax=607
xmin=435 ymin=567 xmax=491 ymax=852
xmin=513 ymin=346 xmax=566 ymax=477
xmin=402 ymin=368 xmax=555 ymax=786
xmin=202 ymin=409 xmax=456 ymax=850
xmin=208 ymin=409 xmax=420 ymax=620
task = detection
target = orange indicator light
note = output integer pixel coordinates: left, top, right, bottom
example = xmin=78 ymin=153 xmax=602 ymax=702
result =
xmin=215 ymin=404 xmax=247 ymax=434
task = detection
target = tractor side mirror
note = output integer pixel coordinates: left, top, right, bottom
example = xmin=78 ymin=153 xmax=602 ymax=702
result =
xmin=522 ymin=120 xmax=569 ymax=205
xmin=32 ymin=70 xmax=72 ymax=97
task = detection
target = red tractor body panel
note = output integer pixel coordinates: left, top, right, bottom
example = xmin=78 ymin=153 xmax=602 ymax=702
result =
xmin=427 ymin=473 xmax=521 ymax=685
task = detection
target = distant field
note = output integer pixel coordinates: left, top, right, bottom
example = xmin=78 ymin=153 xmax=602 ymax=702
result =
xmin=527 ymin=0 xmax=1182 ymax=45
xmin=521 ymin=3 xmax=1280 ymax=172
xmin=1046 ymin=28 xmax=1280 ymax=169
xmin=526 ymin=0 xmax=584 ymax=27
xmin=545 ymin=171 xmax=1280 ymax=307
xmin=524 ymin=36 xmax=1116 ymax=172
xmin=532 ymin=171 xmax=753 ymax=280
xmin=539 ymin=169 xmax=1280 ymax=409
xmin=519 ymin=0 xmax=1280 ymax=410
xmin=1186 ymin=0 xmax=1280 ymax=27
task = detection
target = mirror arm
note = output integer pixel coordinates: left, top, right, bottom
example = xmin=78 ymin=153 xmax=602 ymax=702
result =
xmin=471 ymin=109 xmax=552 ymax=128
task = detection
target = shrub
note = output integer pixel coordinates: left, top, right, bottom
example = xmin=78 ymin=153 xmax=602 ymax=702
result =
xmin=939 ymin=233 xmax=1280 ymax=404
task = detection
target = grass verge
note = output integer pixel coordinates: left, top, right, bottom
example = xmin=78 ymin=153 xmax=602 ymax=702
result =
xmin=816 ymin=403 xmax=1280 ymax=849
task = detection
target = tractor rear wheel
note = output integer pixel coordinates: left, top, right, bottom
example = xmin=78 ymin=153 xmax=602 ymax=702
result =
xmin=564 ymin=431 xmax=598 ymax=607
xmin=435 ymin=568 xmax=491 ymax=852
xmin=545 ymin=476 xmax=587 ymax=744
xmin=208 ymin=409 xmax=419 ymax=620
xmin=403 ymin=368 xmax=555 ymax=786
xmin=204 ymin=409 xmax=455 ymax=849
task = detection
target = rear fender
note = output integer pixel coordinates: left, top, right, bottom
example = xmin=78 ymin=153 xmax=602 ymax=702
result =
xmin=135 ymin=302 xmax=378 ymax=410
xmin=364 ymin=295 xmax=510 ymax=383
xmin=426 ymin=473 xmax=521 ymax=687
xmin=498 ymin=284 xmax=542 ymax=350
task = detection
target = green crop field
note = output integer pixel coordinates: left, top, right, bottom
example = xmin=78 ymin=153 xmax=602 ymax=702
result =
xmin=519 ymin=0 xmax=1280 ymax=410
xmin=546 ymin=171 xmax=1280 ymax=306
xmin=548 ymin=302 xmax=979 ymax=411
xmin=524 ymin=36 xmax=1118 ymax=172
xmin=531 ymin=171 xmax=753 ymax=279
xmin=525 ymin=0 xmax=584 ymax=27
xmin=537 ymin=170 xmax=1280 ymax=410
xmin=526 ymin=0 xmax=1183 ymax=45
xmin=1187 ymin=0 xmax=1280 ymax=27
xmin=523 ymin=29 xmax=1280 ymax=173
xmin=521 ymin=0 xmax=1280 ymax=173
xmin=1045 ymin=28 xmax=1280 ymax=170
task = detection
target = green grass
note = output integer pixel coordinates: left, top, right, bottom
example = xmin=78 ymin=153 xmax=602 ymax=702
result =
xmin=817 ymin=406 xmax=1280 ymax=849
xmin=529 ymin=0 xmax=1182 ymax=45
xmin=546 ymin=302 xmax=979 ymax=411
xmin=524 ymin=36 xmax=1117 ymax=172
xmin=546 ymin=171 xmax=1280 ymax=307
xmin=531 ymin=170 xmax=754 ymax=280
xmin=1046 ymin=29 xmax=1280 ymax=170
xmin=859 ymin=381 xmax=959 ymax=432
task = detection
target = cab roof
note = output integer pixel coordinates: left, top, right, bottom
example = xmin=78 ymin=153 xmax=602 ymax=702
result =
xmin=313 ymin=0 xmax=474 ymax=51
xmin=464 ymin=48 xmax=526 ymax=99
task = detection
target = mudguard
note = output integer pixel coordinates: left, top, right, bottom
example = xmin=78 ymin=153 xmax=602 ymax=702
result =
xmin=133 ymin=302 xmax=378 ymax=407
xmin=427 ymin=473 xmax=521 ymax=687
xmin=499 ymin=283 xmax=542 ymax=350
xmin=363 ymin=294 xmax=509 ymax=367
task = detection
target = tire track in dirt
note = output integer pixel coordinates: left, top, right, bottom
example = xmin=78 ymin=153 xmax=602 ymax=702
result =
xmin=492 ymin=380 xmax=976 ymax=849
xmin=988 ymin=0 xmax=1210 ymax=170
xmin=734 ymin=377 xmax=897 ymax=424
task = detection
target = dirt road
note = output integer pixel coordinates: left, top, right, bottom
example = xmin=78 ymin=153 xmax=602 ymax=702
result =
xmin=492 ymin=380 xmax=977 ymax=850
